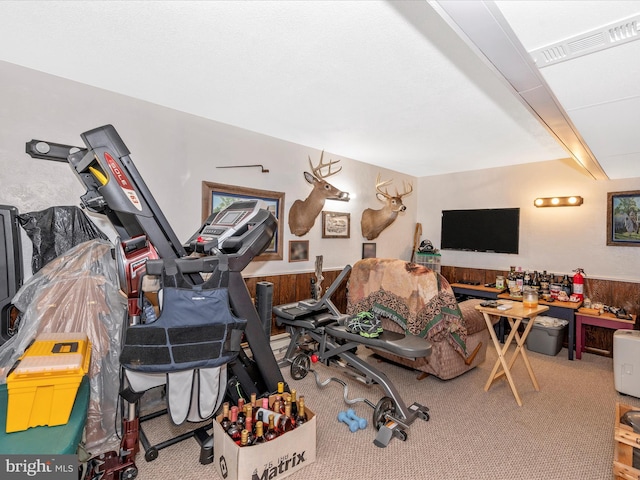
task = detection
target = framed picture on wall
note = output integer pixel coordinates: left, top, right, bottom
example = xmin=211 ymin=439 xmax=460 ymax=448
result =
xmin=362 ymin=242 xmax=376 ymax=259
xmin=321 ymin=211 xmax=350 ymax=238
xmin=289 ymin=240 xmax=309 ymax=262
xmin=607 ymin=190 xmax=640 ymax=247
xmin=202 ymin=181 xmax=284 ymax=260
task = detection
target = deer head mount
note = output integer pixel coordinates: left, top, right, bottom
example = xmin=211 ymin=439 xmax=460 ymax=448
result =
xmin=288 ymin=151 xmax=350 ymax=237
xmin=360 ymin=173 xmax=413 ymax=240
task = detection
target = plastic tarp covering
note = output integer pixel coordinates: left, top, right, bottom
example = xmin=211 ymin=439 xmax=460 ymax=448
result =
xmin=0 ymin=239 xmax=126 ymax=456
xmin=18 ymin=206 xmax=108 ymax=274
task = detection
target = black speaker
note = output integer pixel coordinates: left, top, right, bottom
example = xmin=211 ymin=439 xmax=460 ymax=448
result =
xmin=255 ymin=281 xmax=273 ymax=339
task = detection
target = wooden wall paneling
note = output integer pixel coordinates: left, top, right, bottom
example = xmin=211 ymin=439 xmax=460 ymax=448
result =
xmin=608 ymin=280 xmax=640 ymax=317
xmin=583 ymin=277 xmax=612 ymax=353
xmin=584 ymin=324 xmax=613 ymax=356
xmin=441 ymin=265 xmax=456 ymax=283
xmin=484 ymin=269 xmax=507 ymax=286
xmin=585 ymin=278 xmax=612 ymax=307
xmin=242 ymin=269 xmax=350 ymax=336
xmin=458 ymin=266 xmax=488 ymax=285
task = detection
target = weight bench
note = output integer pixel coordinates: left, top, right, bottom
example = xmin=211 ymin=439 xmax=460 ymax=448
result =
xmin=273 ymin=265 xmax=432 ymax=447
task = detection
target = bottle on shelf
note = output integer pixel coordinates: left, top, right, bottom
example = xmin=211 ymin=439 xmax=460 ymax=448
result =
xmin=531 ymin=271 xmax=540 ymax=292
xmin=516 ymin=267 xmax=524 ymax=292
xmin=507 ymin=266 xmax=517 ymax=294
xmin=561 ymin=274 xmax=572 ymax=296
xmin=540 ymin=270 xmax=550 ymax=296
xmin=265 ymin=414 xmax=279 ymax=441
xmin=523 ymin=270 xmax=531 ymax=286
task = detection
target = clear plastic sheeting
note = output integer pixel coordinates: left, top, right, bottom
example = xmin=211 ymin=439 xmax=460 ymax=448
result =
xmin=18 ymin=205 xmax=108 ymax=274
xmin=0 ymin=239 xmax=126 ymax=456
xmin=532 ymin=316 xmax=569 ymax=328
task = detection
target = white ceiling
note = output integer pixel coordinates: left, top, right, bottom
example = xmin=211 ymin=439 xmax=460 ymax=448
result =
xmin=0 ymin=1 xmax=639 ymax=180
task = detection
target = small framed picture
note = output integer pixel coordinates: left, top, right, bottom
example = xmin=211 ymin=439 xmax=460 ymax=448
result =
xmin=289 ymin=240 xmax=309 ymax=262
xmin=322 ymin=211 xmax=350 ymax=238
xmin=362 ymin=242 xmax=376 ymax=259
xmin=607 ymin=190 xmax=640 ymax=246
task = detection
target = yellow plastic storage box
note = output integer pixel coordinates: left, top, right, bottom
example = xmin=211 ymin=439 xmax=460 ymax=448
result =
xmin=6 ymin=332 xmax=91 ymax=433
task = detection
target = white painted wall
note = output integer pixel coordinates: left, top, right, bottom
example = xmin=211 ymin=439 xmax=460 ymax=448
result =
xmin=4 ymin=61 xmax=638 ymax=285
xmin=418 ymin=158 xmax=640 ymax=282
xmin=0 ymin=61 xmax=417 ymax=279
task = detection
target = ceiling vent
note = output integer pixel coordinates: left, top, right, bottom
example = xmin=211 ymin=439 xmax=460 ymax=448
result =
xmin=531 ymin=15 xmax=640 ymax=67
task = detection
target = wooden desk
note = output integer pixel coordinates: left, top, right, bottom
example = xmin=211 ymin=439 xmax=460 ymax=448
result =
xmin=476 ymin=302 xmax=549 ymax=406
xmin=498 ymin=293 xmax=582 ymax=360
xmin=575 ymin=311 xmax=636 ymax=359
xmin=451 ymin=283 xmax=507 ymax=300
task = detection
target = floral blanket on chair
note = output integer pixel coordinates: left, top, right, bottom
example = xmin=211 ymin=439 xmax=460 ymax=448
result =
xmin=346 ymin=258 xmax=468 ymax=358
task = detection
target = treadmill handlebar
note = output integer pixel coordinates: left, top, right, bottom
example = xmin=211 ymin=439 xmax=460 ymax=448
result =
xmin=25 ymin=139 xmax=86 ymax=162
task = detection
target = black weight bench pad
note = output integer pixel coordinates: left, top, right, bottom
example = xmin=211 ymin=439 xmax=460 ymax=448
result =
xmin=325 ymin=324 xmax=432 ymax=360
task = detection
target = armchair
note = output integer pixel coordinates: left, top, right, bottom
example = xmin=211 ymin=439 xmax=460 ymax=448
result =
xmin=346 ymin=258 xmax=489 ymax=380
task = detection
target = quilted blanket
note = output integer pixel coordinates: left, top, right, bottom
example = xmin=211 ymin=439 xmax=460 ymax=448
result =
xmin=346 ymin=258 xmax=469 ymax=358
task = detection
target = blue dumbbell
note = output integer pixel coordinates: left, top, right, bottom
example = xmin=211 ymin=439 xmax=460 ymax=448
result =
xmin=346 ymin=409 xmax=367 ymax=429
xmin=337 ymin=411 xmax=359 ymax=432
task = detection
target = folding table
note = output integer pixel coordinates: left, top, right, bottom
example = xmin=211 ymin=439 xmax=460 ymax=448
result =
xmin=475 ymin=303 xmax=549 ymax=406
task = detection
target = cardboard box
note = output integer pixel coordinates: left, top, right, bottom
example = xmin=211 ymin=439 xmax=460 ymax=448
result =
xmin=213 ymin=399 xmax=316 ymax=480
xmin=6 ymin=332 xmax=91 ymax=432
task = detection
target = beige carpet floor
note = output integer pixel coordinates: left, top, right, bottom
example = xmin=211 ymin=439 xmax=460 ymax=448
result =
xmin=135 ymin=344 xmax=640 ymax=480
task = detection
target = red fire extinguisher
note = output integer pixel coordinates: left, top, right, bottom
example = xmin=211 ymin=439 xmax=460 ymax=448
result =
xmin=572 ymin=268 xmax=585 ymax=301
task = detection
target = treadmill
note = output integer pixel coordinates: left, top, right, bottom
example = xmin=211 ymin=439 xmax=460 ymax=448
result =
xmin=26 ymin=125 xmax=285 ymax=472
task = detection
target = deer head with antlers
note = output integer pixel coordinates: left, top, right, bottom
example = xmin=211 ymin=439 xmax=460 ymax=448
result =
xmin=360 ymin=173 xmax=413 ymax=240
xmin=288 ymin=151 xmax=350 ymax=236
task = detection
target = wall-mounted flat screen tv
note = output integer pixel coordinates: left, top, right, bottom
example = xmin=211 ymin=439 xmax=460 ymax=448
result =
xmin=440 ymin=208 xmax=520 ymax=254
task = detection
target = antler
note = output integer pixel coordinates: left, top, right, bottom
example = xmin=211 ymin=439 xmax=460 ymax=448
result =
xmin=375 ymin=173 xmax=394 ymax=199
xmin=308 ymin=150 xmax=342 ymax=179
xmin=395 ymin=181 xmax=413 ymax=198
xmin=375 ymin=173 xmax=413 ymax=198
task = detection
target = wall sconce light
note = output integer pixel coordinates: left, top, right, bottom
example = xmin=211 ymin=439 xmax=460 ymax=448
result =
xmin=534 ymin=196 xmax=583 ymax=207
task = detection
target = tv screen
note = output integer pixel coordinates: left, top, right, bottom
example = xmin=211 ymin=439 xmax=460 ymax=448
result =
xmin=440 ymin=208 xmax=520 ymax=254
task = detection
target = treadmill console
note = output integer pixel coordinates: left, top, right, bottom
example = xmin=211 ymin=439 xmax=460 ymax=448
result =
xmin=185 ymin=200 xmax=265 ymax=253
